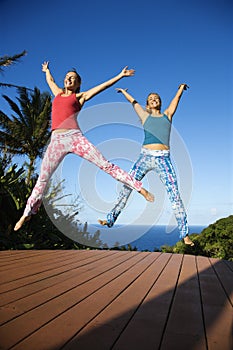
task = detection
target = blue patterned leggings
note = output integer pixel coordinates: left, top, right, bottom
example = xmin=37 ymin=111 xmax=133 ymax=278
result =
xmin=106 ymin=148 xmax=189 ymax=238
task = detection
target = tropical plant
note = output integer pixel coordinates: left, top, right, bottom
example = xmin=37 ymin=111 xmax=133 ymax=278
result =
xmin=161 ymin=215 xmax=233 ymax=261
xmin=4 ymin=180 xmax=103 ymax=250
xmin=0 ymin=50 xmax=31 ymax=89
xmin=197 ymin=216 xmax=233 ymax=260
xmin=0 ymin=87 xmax=51 ymax=184
xmin=0 ymin=155 xmax=27 ymax=247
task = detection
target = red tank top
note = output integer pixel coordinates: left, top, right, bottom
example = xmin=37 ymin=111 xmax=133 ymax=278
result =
xmin=51 ymin=93 xmax=81 ymax=130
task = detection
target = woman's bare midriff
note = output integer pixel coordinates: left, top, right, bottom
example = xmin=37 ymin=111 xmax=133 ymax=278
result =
xmin=53 ymin=129 xmax=72 ymax=133
xmin=143 ymin=143 xmax=169 ymax=150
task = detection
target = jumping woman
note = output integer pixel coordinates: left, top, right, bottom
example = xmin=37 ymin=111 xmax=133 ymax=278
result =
xmin=14 ymin=62 xmax=154 ymax=231
xmin=99 ymin=85 xmax=194 ymax=246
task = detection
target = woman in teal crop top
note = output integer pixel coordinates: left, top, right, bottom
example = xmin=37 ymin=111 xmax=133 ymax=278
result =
xmin=99 ymin=85 xmax=194 ymax=246
xmin=14 ymin=62 xmax=154 ymax=231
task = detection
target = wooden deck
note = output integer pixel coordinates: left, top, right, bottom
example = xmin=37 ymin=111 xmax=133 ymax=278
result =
xmin=0 ymin=250 xmax=232 ymax=350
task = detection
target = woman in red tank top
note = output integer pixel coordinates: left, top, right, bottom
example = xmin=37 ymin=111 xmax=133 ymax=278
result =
xmin=14 ymin=62 xmax=154 ymax=231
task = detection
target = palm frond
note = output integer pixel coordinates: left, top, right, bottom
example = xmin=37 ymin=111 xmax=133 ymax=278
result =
xmin=0 ymin=82 xmax=33 ymax=91
xmin=1 ymin=95 xmax=24 ymax=120
xmin=0 ymin=51 xmax=27 ymax=71
xmin=0 ymin=87 xmax=52 ymax=182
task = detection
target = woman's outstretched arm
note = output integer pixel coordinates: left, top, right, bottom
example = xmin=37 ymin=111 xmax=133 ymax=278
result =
xmin=116 ymin=88 xmax=148 ymax=123
xmin=164 ymin=84 xmax=189 ymax=120
xmin=42 ymin=61 xmax=63 ymax=96
xmin=80 ymin=66 xmax=135 ymax=102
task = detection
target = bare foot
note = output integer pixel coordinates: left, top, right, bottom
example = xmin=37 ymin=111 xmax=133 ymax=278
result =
xmin=98 ymin=219 xmax=107 ymax=226
xmin=14 ymin=215 xmax=31 ymax=231
xmin=183 ymin=236 xmax=194 ymax=246
xmin=139 ymin=188 xmax=154 ymax=202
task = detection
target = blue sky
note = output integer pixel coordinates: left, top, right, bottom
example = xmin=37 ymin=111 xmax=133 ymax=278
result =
xmin=1 ymin=0 xmax=233 ymax=229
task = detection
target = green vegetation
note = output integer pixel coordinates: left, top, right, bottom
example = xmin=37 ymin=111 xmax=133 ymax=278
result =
xmin=0 ymin=50 xmax=29 ymax=89
xmin=160 ymin=215 xmax=233 ymax=261
xmin=0 ymin=87 xmax=51 ymax=184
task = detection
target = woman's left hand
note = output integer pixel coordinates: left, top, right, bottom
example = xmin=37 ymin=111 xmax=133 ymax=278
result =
xmin=179 ymin=83 xmax=189 ymax=90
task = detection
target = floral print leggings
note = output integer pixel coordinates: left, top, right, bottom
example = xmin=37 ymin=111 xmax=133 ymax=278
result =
xmin=23 ymin=129 xmax=142 ymax=217
xmin=105 ymin=148 xmax=189 ymax=238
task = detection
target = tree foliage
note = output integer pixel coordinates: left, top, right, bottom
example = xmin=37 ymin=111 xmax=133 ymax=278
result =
xmin=0 ymin=50 xmax=27 ymax=71
xmin=197 ymin=216 xmax=233 ymax=260
xmin=0 ymin=50 xmax=32 ymax=89
xmin=0 ymin=87 xmax=51 ymax=183
xmin=0 ymin=175 xmax=102 ymax=250
xmin=161 ymin=216 xmax=233 ymax=261
xmin=0 ymin=155 xmax=26 ymax=237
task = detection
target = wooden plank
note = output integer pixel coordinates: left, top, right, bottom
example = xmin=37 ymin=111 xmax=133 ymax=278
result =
xmin=0 ymin=250 xmax=82 ymax=283
xmin=209 ymin=258 xmax=233 ymax=305
xmin=61 ymin=252 xmax=172 ymax=350
xmin=0 ymin=251 xmax=146 ymax=349
xmin=0 ymin=251 xmax=232 ymax=350
xmin=224 ymin=260 xmax=233 ymax=272
xmin=0 ymin=250 xmax=114 ymax=305
xmin=0 ymin=251 xmax=70 ymax=272
xmin=0 ymin=250 xmax=49 ymax=263
xmin=197 ymin=256 xmax=233 ymax=350
xmin=110 ymin=254 xmax=184 ymax=350
xmin=0 ymin=251 xmax=133 ymax=324
xmin=7 ymin=252 xmax=158 ymax=350
xmin=159 ymin=255 xmax=206 ymax=350
xmin=0 ymin=250 xmax=99 ymax=293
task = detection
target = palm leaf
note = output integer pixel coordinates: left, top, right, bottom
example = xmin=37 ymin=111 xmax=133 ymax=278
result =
xmin=0 ymin=50 xmax=27 ymax=71
xmin=0 ymin=87 xmax=51 ymax=182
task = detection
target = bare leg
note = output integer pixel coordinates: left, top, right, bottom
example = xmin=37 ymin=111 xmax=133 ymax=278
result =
xmin=98 ymin=187 xmax=154 ymax=227
xmin=98 ymin=219 xmax=107 ymax=226
xmin=14 ymin=215 xmax=31 ymax=231
xmin=139 ymin=187 xmax=154 ymax=202
xmin=183 ymin=235 xmax=194 ymax=246
xmin=98 ymin=154 xmax=152 ymax=228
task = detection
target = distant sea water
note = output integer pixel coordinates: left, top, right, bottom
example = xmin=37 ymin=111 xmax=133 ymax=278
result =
xmin=74 ymin=223 xmax=206 ymax=251
xmin=123 ymin=225 xmax=205 ymax=251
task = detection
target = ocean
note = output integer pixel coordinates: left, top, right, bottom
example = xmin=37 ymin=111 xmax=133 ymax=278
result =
xmin=124 ymin=225 xmax=205 ymax=251
xmin=69 ymin=223 xmax=206 ymax=251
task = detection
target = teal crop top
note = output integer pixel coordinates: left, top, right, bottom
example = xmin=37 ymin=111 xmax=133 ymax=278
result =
xmin=143 ymin=114 xmax=171 ymax=146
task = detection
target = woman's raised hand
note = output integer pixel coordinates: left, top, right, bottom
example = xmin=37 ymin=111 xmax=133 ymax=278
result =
xmin=119 ymin=66 xmax=135 ymax=77
xmin=179 ymin=83 xmax=189 ymax=90
xmin=116 ymin=88 xmax=128 ymax=93
xmin=42 ymin=61 xmax=49 ymax=72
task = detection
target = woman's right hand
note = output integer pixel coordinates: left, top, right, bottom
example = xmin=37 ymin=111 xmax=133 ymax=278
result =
xmin=42 ymin=61 xmax=49 ymax=72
